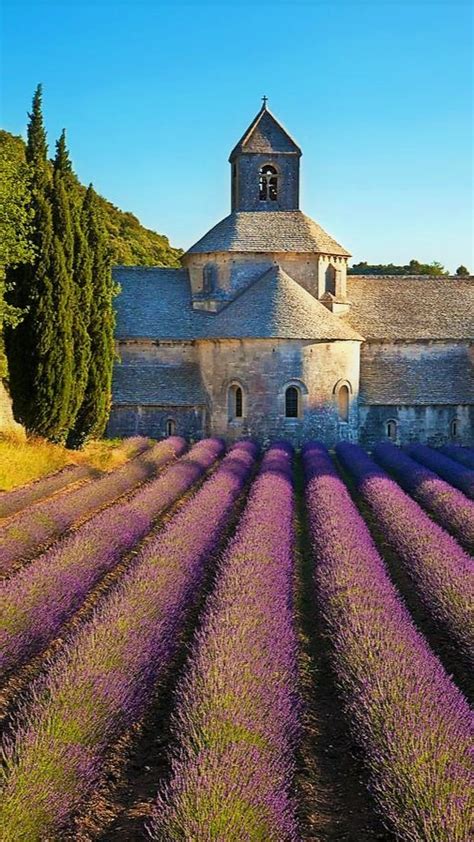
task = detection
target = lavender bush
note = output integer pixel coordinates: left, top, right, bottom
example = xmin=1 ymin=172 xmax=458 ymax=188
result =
xmin=0 ymin=436 xmax=150 ymax=521
xmin=407 ymin=444 xmax=474 ymax=499
xmin=0 ymin=436 xmax=185 ymax=578
xmin=336 ymin=443 xmax=474 ymax=668
xmin=441 ymin=445 xmax=474 ymax=471
xmin=0 ymin=438 xmax=223 ymax=679
xmin=373 ymin=441 xmax=474 ymax=551
xmin=304 ymin=442 xmax=473 ymax=842
xmin=0 ymin=441 xmax=257 ymax=840
xmin=150 ymin=443 xmax=300 ymax=842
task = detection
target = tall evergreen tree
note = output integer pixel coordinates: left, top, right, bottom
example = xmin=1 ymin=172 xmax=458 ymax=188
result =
xmin=52 ymin=131 xmax=93 ymax=439
xmin=71 ymin=185 xmax=115 ymax=444
xmin=5 ymin=84 xmax=53 ymax=426
xmin=6 ymin=87 xmax=75 ymax=440
xmin=67 ymin=194 xmax=93 ymax=442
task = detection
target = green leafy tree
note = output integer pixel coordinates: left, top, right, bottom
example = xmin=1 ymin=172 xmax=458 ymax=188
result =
xmin=456 ymin=265 xmax=470 ymax=277
xmin=70 ymin=185 xmax=116 ymax=444
xmin=349 ymin=259 xmax=448 ymax=276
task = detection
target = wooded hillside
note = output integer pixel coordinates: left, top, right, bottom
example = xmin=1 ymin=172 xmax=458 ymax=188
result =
xmin=0 ymin=130 xmax=183 ymax=268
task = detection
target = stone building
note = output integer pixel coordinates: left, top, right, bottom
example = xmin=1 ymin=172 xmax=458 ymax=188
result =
xmin=109 ymin=102 xmax=474 ymax=446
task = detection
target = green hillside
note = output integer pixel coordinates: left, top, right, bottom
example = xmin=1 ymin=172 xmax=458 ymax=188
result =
xmin=0 ymin=130 xmax=183 ymax=267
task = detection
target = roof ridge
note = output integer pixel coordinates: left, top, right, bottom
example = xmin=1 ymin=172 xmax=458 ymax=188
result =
xmin=229 ymin=105 xmax=301 ymax=160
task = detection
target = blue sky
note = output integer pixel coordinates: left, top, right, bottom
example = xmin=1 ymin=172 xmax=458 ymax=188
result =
xmin=1 ymin=0 xmax=473 ymax=270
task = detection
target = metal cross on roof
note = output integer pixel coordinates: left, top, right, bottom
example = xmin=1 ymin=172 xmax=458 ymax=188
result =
xmin=262 ymin=95 xmax=268 ymax=108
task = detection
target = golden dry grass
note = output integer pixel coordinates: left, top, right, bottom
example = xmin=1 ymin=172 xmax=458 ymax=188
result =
xmin=0 ymin=435 xmax=148 ymax=491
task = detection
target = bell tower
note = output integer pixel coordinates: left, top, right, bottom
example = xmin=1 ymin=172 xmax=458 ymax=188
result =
xmin=229 ymin=99 xmax=302 ymax=212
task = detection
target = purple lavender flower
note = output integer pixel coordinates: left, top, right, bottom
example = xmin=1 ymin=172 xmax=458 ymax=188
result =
xmin=441 ymin=445 xmax=474 ymax=471
xmin=304 ymin=442 xmax=473 ymax=842
xmin=150 ymin=443 xmax=300 ymax=842
xmin=0 ymin=436 xmax=186 ymax=579
xmin=0 ymin=438 xmax=223 ymax=679
xmin=407 ymin=444 xmax=474 ymax=499
xmin=373 ymin=441 xmax=474 ymax=550
xmin=336 ymin=442 xmax=474 ymax=668
xmin=0 ymin=441 xmax=257 ymax=840
xmin=0 ymin=436 xmax=151 ymax=522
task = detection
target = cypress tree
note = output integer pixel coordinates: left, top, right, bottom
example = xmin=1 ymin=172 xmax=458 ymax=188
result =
xmin=6 ymin=87 xmax=75 ymax=440
xmin=71 ymin=185 xmax=115 ymax=444
xmin=66 ymin=195 xmax=93 ymax=444
xmin=5 ymin=84 xmax=53 ymax=426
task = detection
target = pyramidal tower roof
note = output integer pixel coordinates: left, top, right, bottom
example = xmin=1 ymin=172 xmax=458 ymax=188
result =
xmin=212 ymin=265 xmax=363 ymax=340
xmin=229 ymin=101 xmax=302 ymax=160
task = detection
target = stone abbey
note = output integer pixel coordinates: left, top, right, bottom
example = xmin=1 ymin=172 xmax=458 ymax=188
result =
xmin=108 ymin=102 xmax=474 ymax=446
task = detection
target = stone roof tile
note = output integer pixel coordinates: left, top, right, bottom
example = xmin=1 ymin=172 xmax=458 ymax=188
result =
xmin=113 ymin=265 xmax=362 ymax=342
xmin=206 ymin=265 xmax=363 ymax=341
xmin=360 ymin=348 xmax=474 ymax=405
xmin=345 ymin=276 xmax=474 ymax=340
xmin=186 ymin=211 xmax=351 ymax=257
xmin=229 ymin=105 xmax=301 ymax=159
xmin=112 ymin=362 xmax=207 ymax=406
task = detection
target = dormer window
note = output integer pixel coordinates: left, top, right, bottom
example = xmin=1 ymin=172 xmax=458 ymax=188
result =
xmin=259 ymin=165 xmax=278 ymax=201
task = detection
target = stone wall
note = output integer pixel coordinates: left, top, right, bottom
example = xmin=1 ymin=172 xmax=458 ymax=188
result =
xmin=232 ymin=152 xmax=300 ymax=212
xmin=186 ymin=251 xmax=348 ymax=308
xmin=107 ymin=404 xmax=207 ymax=440
xmin=197 ymin=338 xmax=360 ymax=446
xmin=0 ymin=381 xmax=24 ymax=437
xmin=359 ymin=404 xmax=473 ymax=448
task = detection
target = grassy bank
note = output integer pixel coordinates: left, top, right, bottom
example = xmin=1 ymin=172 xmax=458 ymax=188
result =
xmin=0 ymin=435 xmax=148 ymax=491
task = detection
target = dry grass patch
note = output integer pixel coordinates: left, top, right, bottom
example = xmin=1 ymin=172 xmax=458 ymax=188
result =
xmin=0 ymin=435 xmax=150 ymax=491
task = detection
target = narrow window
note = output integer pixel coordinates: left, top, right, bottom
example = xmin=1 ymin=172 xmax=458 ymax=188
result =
xmin=386 ymin=420 xmax=397 ymax=440
xmin=338 ymin=384 xmax=349 ymax=422
xmin=285 ymin=386 xmax=299 ymax=418
xmin=235 ymin=386 xmax=243 ymax=418
xmin=228 ymin=384 xmax=244 ymax=420
xmin=203 ymin=263 xmax=216 ymax=294
xmin=451 ymin=419 xmax=458 ymax=437
xmin=259 ymin=165 xmax=278 ymax=201
xmin=165 ymin=419 xmax=176 ymax=437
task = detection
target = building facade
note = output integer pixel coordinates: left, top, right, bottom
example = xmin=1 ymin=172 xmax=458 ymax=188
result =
xmin=109 ymin=103 xmax=474 ymax=446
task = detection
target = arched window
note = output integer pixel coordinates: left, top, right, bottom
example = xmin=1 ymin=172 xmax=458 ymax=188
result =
xmin=165 ymin=418 xmax=176 ymax=437
xmin=285 ymin=386 xmax=299 ymax=418
xmin=451 ymin=418 xmax=458 ymax=437
xmin=228 ymin=384 xmax=244 ymax=420
xmin=259 ymin=165 xmax=278 ymax=201
xmin=386 ymin=419 xmax=397 ymax=441
xmin=338 ymin=384 xmax=349 ymax=422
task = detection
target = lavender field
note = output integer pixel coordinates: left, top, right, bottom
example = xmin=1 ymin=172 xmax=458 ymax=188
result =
xmin=0 ymin=438 xmax=472 ymax=842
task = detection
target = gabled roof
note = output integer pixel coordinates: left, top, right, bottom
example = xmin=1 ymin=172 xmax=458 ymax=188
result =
xmin=112 ymin=362 xmax=207 ymax=406
xmin=186 ymin=211 xmax=351 ymax=257
xmin=345 ymin=276 xmax=474 ymax=340
xmin=229 ymin=104 xmax=301 ymax=160
xmin=205 ymin=265 xmax=363 ymax=341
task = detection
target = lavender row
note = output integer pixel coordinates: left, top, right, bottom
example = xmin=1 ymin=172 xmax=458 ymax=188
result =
xmin=0 ymin=436 xmax=150 ymax=522
xmin=336 ymin=443 xmax=474 ymax=668
xmin=0 ymin=441 xmax=256 ymax=841
xmin=441 ymin=445 xmax=474 ymax=471
xmin=0 ymin=438 xmax=223 ymax=680
xmin=0 ymin=436 xmax=185 ymax=578
xmin=407 ymin=443 xmax=474 ymax=499
xmin=151 ymin=443 xmax=300 ymax=841
xmin=303 ymin=443 xmax=473 ymax=842
xmin=373 ymin=441 xmax=474 ymax=551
